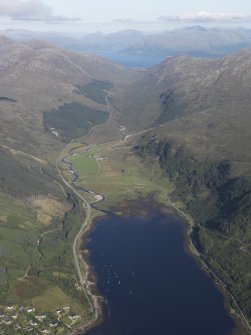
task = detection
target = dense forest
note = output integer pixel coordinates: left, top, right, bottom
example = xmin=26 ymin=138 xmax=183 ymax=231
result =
xmin=44 ymin=103 xmax=109 ymax=142
xmin=75 ymin=79 xmax=113 ymax=105
xmin=135 ymin=138 xmax=251 ymax=322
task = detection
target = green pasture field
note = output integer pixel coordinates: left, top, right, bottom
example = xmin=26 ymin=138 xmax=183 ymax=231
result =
xmin=65 ymin=142 xmax=174 ymax=207
xmin=70 ymin=154 xmax=98 ymax=179
xmin=0 ymin=192 xmax=91 ymax=332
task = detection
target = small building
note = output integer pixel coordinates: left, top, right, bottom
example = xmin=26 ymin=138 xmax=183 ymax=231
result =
xmin=4 ymin=321 xmax=12 ymax=325
xmin=27 ymin=307 xmax=35 ymax=313
xmin=49 ymin=322 xmax=58 ymax=327
xmin=36 ymin=314 xmax=47 ymax=321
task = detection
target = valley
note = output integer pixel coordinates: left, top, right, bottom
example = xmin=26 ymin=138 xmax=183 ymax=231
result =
xmin=0 ymin=38 xmax=139 ymax=334
xmin=0 ymin=37 xmax=250 ymax=334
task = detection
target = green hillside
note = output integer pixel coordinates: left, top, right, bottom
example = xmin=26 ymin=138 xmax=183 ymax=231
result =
xmin=129 ymin=50 xmax=251 ymax=327
xmin=0 ymin=36 xmax=251 ymax=333
xmin=0 ymin=37 xmax=139 ymax=334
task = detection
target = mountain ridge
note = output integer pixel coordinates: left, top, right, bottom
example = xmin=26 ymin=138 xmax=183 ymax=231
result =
xmin=2 ymin=26 xmax=251 ymax=59
xmin=0 ymin=36 xmax=137 ymax=157
xmin=129 ymin=47 xmax=251 ymax=327
xmin=0 ymin=36 xmax=250 ymax=333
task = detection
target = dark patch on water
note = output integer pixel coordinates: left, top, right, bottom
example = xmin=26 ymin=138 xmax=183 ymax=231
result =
xmin=83 ymin=201 xmax=245 ymax=335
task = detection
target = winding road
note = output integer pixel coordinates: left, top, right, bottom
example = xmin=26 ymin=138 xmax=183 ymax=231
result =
xmin=55 ymin=93 xmax=157 ymax=324
xmin=55 ymin=95 xmax=117 ymax=323
xmin=55 ymin=97 xmax=251 ymax=334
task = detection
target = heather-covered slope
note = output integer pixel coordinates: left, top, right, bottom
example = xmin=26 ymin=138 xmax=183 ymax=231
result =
xmin=129 ymin=50 xmax=251 ymax=326
xmin=0 ymin=37 xmax=140 ymax=333
xmin=0 ymin=37 xmax=134 ymax=156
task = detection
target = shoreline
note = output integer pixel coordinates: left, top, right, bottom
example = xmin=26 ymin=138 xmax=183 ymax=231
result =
xmin=56 ymin=156 xmax=105 ymax=335
xmin=57 ymin=94 xmax=114 ymax=335
xmin=161 ymin=201 xmax=251 ymax=335
xmin=56 ymin=92 xmax=250 ymax=334
xmin=73 ymin=199 xmax=156 ymax=334
xmin=74 ymin=214 xmax=107 ymax=334
xmin=69 ymin=204 xmax=110 ymax=335
xmin=78 ymin=196 xmax=251 ymax=335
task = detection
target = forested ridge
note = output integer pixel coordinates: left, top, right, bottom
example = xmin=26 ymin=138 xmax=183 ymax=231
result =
xmin=135 ymin=138 xmax=251 ymax=322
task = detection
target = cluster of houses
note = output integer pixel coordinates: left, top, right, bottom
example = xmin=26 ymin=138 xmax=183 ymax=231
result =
xmin=0 ymin=305 xmax=81 ymax=334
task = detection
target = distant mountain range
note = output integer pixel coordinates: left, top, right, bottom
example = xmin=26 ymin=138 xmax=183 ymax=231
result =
xmin=2 ymin=26 xmax=251 ymax=60
xmin=0 ymin=35 xmax=250 ymax=331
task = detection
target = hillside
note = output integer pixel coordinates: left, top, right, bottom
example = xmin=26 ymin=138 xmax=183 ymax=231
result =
xmin=0 ymin=36 xmax=136 ymax=155
xmin=118 ymin=49 xmax=251 ymax=165
xmin=0 ymin=35 xmax=251 ymax=333
xmin=129 ymin=49 xmax=251 ymax=326
xmin=0 ymin=37 xmax=140 ymax=334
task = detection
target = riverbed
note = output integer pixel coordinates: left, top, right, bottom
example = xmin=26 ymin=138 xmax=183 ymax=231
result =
xmin=81 ymin=200 xmax=247 ymax=335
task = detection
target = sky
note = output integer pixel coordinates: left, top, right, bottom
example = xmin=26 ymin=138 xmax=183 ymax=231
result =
xmin=0 ymin=0 xmax=251 ymax=33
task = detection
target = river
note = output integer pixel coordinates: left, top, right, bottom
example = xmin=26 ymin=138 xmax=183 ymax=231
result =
xmin=81 ymin=200 xmax=247 ymax=335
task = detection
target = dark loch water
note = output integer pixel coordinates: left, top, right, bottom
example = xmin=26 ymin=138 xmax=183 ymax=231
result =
xmin=84 ymin=203 xmax=242 ymax=335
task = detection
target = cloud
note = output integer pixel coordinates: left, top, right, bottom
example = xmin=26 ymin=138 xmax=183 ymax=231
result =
xmin=158 ymin=12 xmax=251 ymax=23
xmin=0 ymin=0 xmax=81 ymax=22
